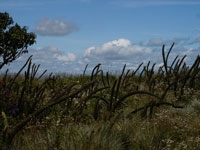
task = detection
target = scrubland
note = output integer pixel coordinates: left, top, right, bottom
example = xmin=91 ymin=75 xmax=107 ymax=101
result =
xmin=1 ymin=44 xmax=200 ymax=150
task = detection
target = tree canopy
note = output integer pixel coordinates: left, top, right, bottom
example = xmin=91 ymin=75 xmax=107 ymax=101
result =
xmin=0 ymin=12 xmax=36 ymax=69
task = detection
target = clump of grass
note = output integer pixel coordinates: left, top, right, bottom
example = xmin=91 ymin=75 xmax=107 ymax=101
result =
xmin=12 ymin=107 xmax=200 ymax=150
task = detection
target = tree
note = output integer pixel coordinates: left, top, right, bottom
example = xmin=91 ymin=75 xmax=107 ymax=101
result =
xmin=0 ymin=12 xmax=36 ymax=69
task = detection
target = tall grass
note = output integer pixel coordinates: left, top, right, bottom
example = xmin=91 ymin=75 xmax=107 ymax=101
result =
xmin=0 ymin=43 xmax=200 ymax=149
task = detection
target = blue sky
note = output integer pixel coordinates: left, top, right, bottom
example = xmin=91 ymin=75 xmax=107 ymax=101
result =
xmin=1 ymin=0 xmax=200 ymax=74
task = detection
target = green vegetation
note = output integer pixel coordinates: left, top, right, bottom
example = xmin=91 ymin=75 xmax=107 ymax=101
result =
xmin=0 ymin=12 xmax=200 ymax=150
xmin=0 ymin=12 xmax=36 ymax=69
xmin=0 ymin=45 xmax=200 ymax=150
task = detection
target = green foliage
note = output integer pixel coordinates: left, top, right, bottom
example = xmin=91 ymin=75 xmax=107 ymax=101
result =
xmin=0 ymin=12 xmax=36 ymax=69
xmin=0 ymin=41 xmax=199 ymax=149
xmin=0 ymin=12 xmax=200 ymax=149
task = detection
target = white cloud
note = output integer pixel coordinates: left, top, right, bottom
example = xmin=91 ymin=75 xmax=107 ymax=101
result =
xmin=84 ymin=38 xmax=152 ymax=60
xmin=183 ymin=48 xmax=194 ymax=55
xmin=3 ymin=46 xmax=78 ymax=73
xmin=32 ymin=46 xmax=76 ymax=63
xmin=55 ymin=52 xmax=76 ymax=62
xmin=2 ymin=37 xmax=199 ymax=74
xmin=35 ymin=17 xmax=79 ymax=36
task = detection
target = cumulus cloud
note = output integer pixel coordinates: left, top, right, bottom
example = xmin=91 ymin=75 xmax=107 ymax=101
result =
xmin=2 ymin=37 xmax=199 ymax=74
xmin=3 ymin=45 xmax=77 ymax=73
xmin=35 ymin=17 xmax=79 ymax=36
xmin=56 ymin=53 xmax=76 ymax=62
xmin=33 ymin=46 xmax=76 ymax=62
xmin=84 ymin=39 xmax=152 ymax=60
xmin=183 ymin=48 xmax=194 ymax=56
